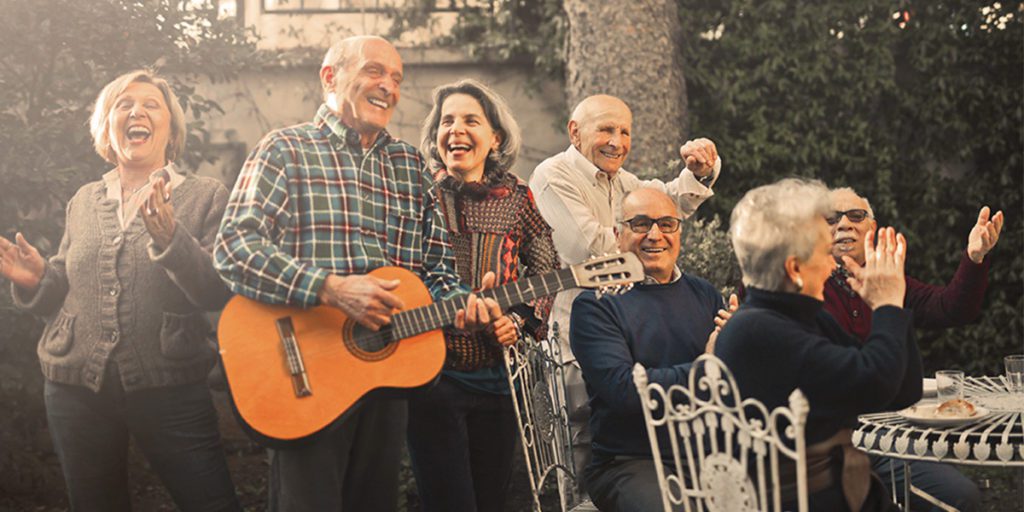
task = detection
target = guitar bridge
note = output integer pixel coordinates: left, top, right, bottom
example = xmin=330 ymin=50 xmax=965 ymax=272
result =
xmin=275 ymin=317 xmax=312 ymax=397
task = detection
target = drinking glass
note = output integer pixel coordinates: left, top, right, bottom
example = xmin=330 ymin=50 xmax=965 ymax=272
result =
xmin=936 ymin=370 xmax=964 ymax=403
xmin=1005 ymin=355 xmax=1024 ymax=393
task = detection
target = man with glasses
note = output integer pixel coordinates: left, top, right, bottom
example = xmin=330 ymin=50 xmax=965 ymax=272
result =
xmin=529 ymin=94 xmax=722 ymax=490
xmin=570 ymin=188 xmax=727 ymax=512
xmin=824 ymin=186 xmax=1004 ymax=511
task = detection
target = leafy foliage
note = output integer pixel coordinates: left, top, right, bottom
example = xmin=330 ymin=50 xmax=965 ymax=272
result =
xmin=0 ymin=0 xmax=257 ymax=497
xmin=679 ymin=0 xmax=1022 ymax=375
xmin=441 ymin=0 xmax=1023 ymax=374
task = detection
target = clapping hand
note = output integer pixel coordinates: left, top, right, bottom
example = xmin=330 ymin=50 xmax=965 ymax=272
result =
xmin=705 ymin=293 xmax=739 ymax=354
xmin=140 ymin=177 xmax=176 ymax=250
xmin=0 ymin=232 xmax=46 ymax=292
xmin=843 ymin=227 xmax=907 ymax=310
xmin=966 ymin=206 xmax=1004 ymax=264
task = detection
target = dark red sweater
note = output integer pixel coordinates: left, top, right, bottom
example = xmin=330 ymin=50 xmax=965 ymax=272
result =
xmin=823 ymin=252 xmax=990 ymax=342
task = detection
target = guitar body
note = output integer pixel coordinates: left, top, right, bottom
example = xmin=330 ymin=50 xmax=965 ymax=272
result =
xmin=217 ymin=266 xmax=444 ymax=447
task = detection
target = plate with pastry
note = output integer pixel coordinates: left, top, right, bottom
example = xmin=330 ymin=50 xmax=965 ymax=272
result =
xmin=899 ymin=399 xmax=990 ymax=427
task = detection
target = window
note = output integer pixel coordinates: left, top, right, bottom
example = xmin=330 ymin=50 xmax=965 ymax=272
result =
xmin=262 ymin=0 xmax=476 ymax=13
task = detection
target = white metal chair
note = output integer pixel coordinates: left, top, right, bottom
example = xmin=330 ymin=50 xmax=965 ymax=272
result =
xmin=632 ymin=354 xmax=810 ymax=512
xmin=504 ymin=327 xmax=597 ymax=512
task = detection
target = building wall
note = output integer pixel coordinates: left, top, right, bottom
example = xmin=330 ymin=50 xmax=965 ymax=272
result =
xmin=193 ymin=48 xmax=567 ymax=185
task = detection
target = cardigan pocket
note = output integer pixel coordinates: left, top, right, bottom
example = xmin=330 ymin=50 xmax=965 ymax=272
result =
xmin=41 ymin=309 xmax=75 ymax=356
xmin=159 ymin=311 xmax=209 ymax=360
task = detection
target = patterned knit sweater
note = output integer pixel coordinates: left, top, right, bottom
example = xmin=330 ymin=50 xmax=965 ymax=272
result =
xmin=434 ymin=175 xmax=559 ymax=372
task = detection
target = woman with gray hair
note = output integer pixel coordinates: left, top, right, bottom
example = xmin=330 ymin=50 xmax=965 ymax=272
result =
xmin=714 ymin=178 xmax=920 ymax=512
xmin=0 ymin=70 xmax=239 ymax=511
xmin=408 ymin=78 xmax=558 ymax=511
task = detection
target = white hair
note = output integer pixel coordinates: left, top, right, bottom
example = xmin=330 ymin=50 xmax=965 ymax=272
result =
xmin=730 ymin=178 xmax=832 ymax=291
xmin=830 ymin=186 xmax=875 ymax=218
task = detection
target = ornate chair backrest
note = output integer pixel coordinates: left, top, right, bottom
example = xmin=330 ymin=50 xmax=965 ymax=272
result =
xmin=632 ymin=354 xmax=810 ymax=512
xmin=504 ymin=327 xmax=580 ymax=512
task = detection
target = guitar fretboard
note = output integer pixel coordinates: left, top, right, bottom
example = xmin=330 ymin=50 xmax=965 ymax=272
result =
xmin=388 ymin=267 xmax=577 ymax=340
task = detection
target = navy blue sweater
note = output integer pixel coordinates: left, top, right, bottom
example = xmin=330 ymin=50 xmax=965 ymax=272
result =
xmin=571 ymin=274 xmax=724 ymax=465
xmin=715 ymin=288 xmax=922 ymax=444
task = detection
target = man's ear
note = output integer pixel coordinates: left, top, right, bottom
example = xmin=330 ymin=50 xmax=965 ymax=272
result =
xmin=868 ymin=218 xmax=878 ymax=232
xmin=319 ymin=65 xmax=335 ymax=91
xmin=567 ymin=119 xmax=580 ymax=148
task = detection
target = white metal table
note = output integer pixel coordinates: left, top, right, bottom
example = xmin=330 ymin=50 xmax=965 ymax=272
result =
xmin=854 ymin=376 xmax=1023 ymax=510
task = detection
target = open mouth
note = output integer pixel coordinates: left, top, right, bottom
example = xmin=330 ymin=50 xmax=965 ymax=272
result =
xmin=126 ymin=126 xmax=151 ymax=143
xmin=368 ymin=97 xmax=389 ymax=109
xmin=447 ymin=143 xmax=472 ymax=155
xmin=833 ymin=236 xmax=856 ymax=250
xmin=599 ymin=149 xmax=623 ymax=159
xmin=641 ymin=247 xmax=667 ymax=254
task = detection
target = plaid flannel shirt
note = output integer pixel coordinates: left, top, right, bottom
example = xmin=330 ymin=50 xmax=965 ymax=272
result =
xmin=214 ymin=104 xmax=467 ymax=306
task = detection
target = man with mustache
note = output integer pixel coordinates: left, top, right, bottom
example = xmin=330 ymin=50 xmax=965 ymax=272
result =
xmin=824 ymin=186 xmax=1003 ymax=512
xmin=215 ymin=36 xmax=502 ymax=512
xmin=529 ymin=94 xmax=723 ymax=490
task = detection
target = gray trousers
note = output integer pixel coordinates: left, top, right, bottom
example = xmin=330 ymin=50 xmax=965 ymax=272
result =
xmin=268 ymin=398 xmax=407 ymax=512
xmin=585 ymin=458 xmax=686 ymax=512
xmin=564 ymin=363 xmax=593 ymax=494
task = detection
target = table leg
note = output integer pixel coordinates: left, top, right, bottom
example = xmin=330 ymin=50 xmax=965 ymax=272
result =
xmin=903 ymin=461 xmax=912 ymax=511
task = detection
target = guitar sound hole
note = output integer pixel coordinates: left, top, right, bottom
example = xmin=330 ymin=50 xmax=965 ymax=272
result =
xmin=343 ymin=321 xmax=399 ymax=361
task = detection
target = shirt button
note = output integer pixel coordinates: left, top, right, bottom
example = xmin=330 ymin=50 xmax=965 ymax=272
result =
xmin=110 ymin=330 xmax=119 ymax=341
xmin=852 ymin=310 xmax=860 ymax=318
xmin=112 ymin=235 xmax=122 ymax=245
xmin=109 ymin=287 xmax=118 ymax=296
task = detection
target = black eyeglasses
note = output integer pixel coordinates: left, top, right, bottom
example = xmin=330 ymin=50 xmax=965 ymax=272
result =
xmin=621 ymin=215 xmax=683 ymax=234
xmin=826 ymin=209 xmax=871 ymax=225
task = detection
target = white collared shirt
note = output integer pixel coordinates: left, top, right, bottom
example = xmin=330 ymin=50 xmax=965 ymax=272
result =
xmin=102 ymin=163 xmax=185 ymax=230
xmin=528 ymin=145 xmax=721 ymax=362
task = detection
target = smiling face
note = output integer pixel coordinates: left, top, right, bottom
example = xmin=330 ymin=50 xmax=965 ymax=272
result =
xmin=108 ymin=82 xmax=171 ymax=171
xmin=830 ymin=189 xmax=877 ymax=265
xmin=326 ymin=38 xmax=403 ymax=145
xmin=436 ymin=93 xmax=501 ymax=183
xmin=617 ymin=188 xmax=681 ymax=283
xmin=569 ymin=95 xmax=632 ymax=175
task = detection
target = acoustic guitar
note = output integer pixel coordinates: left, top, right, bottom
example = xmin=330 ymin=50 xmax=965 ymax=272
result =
xmin=217 ymin=252 xmax=643 ymax=447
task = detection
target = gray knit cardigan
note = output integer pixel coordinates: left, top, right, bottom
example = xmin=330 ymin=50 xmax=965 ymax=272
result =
xmin=12 ymin=174 xmax=232 ymax=392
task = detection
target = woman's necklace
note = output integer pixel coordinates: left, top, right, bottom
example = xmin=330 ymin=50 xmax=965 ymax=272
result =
xmin=122 ymin=182 xmax=146 ymax=195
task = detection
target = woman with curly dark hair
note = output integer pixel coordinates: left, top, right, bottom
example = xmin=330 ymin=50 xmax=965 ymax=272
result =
xmin=408 ymin=78 xmax=559 ymax=512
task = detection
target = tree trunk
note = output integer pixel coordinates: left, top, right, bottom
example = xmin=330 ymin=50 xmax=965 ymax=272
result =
xmin=564 ymin=0 xmax=687 ymax=178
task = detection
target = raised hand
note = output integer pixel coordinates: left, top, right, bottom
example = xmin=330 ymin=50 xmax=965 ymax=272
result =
xmin=843 ymin=227 xmax=907 ymax=310
xmin=140 ymin=177 xmax=176 ymax=250
xmin=0 ymin=232 xmax=46 ymax=292
xmin=679 ymin=138 xmax=718 ymax=178
xmin=966 ymin=206 xmax=1004 ymax=264
xmin=455 ymin=271 xmax=504 ymax=332
xmin=318 ymin=274 xmax=406 ymax=331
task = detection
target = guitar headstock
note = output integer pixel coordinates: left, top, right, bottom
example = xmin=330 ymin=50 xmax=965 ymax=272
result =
xmin=570 ymin=252 xmax=644 ymax=297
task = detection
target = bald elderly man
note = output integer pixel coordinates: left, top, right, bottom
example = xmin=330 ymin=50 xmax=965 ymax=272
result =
xmin=825 ymin=186 xmax=1003 ymax=512
xmin=570 ymin=188 xmax=725 ymax=512
xmin=529 ymin=94 xmax=723 ymax=492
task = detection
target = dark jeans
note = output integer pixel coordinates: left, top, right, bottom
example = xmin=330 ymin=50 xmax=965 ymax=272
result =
xmin=585 ymin=458 xmax=684 ymax=512
xmin=268 ymin=398 xmax=407 ymax=512
xmin=44 ymin=377 xmax=239 ymax=512
xmin=407 ymin=376 xmax=518 ymax=512
xmin=870 ymin=456 xmax=981 ymax=511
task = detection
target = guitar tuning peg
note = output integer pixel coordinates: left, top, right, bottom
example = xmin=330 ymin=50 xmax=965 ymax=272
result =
xmin=595 ymin=287 xmax=606 ymax=300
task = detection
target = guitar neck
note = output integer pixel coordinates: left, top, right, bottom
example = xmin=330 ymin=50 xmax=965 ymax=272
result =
xmin=390 ymin=267 xmax=577 ymax=338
